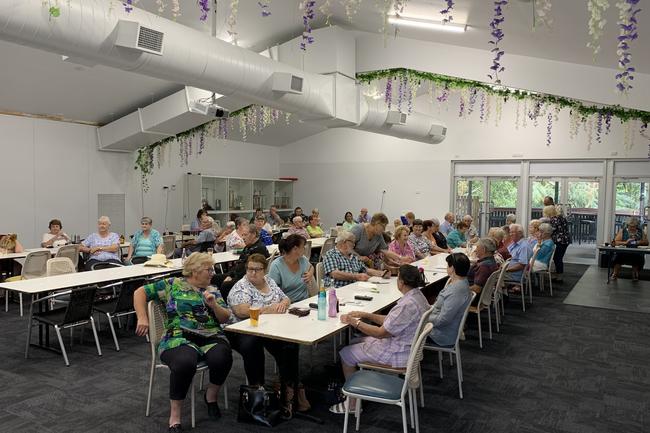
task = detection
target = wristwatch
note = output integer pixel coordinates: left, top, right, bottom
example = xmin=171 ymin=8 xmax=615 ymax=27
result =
xmin=354 ymin=318 xmax=361 ymax=328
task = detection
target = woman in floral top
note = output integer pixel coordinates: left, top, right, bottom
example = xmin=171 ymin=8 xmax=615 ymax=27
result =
xmin=408 ymin=219 xmax=433 ymax=259
xmin=543 ymin=205 xmax=572 ymax=281
xmin=227 ymin=253 xmax=310 ymax=418
xmin=134 ymin=253 xmax=233 ymax=432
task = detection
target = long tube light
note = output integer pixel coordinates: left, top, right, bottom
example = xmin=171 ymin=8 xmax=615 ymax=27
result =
xmin=388 ymin=16 xmax=467 ymax=33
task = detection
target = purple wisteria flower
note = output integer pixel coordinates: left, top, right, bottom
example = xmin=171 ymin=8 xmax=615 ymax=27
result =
xmin=546 ymin=112 xmax=553 ymax=146
xmin=259 ymin=1 xmax=271 ymax=17
xmin=440 ymin=0 xmax=454 ymax=23
xmin=198 ymin=0 xmax=210 ymax=21
xmin=615 ymin=0 xmax=641 ymax=92
xmin=123 ymin=0 xmax=133 ymax=13
xmin=300 ymin=1 xmax=316 ymax=51
xmin=487 ymin=1 xmax=508 ymax=84
xmin=385 ymin=78 xmax=393 ymax=110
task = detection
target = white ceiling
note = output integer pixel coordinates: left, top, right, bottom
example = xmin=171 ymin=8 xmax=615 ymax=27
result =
xmin=0 ymin=0 xmax=647 ymax=135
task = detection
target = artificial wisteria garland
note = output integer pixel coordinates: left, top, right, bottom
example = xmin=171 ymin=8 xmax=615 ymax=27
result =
xmin=533 ymin=0 xmax=553 ymax=29
xmin=299 ymin=0 xmax=316 ymax=51
xmin=198 ymin=0 xmax=210 ymax=21
xmin=123 ymin=0 xmax=134 ymax=13
xmin=227 ymin=0 xmax=240 ymax=44
xmin=319 ymin=0 xmax=333 ymax=25
xmin=440 ymin=0 xmax=454 ymax=23
xmin=258 ymin=0 xmax=271 ymax=17
xmin=487 ymin=1 xmax=508 ymax=84
xmin=587 ymin=0 xmax=610 ymax=57
xmin=615 ymin=0 xmax=642 ymax=93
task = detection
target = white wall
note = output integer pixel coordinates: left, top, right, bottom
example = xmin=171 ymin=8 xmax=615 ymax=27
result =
xmin=0 ymin=114 xmax=133 ymax=248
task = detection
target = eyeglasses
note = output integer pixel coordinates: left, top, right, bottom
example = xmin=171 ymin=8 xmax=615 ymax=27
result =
xmin=202 ymin=267 xmax=215 ymax=275
xmin=247 ymin=267 xmax=265 ymax=273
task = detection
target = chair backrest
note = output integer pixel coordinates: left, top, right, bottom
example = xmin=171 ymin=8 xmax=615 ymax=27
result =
xmin=315 ymin=262 xmax=324 ymax=291
xmin=452 ymin=291 xmax=477 ymax=348
xmin=62 ymin=285 xmax=97 ymax=324
xmin=477 ymin=270 xmax=500 ymax=307
xmin=114 ymin=278 xmax=146 ymax=313
xmin=162 ymin=235 xmax=176 ymax=257
xmin=403 ymin=322 xmax=434 ymax=394
xmin=304 ymin=241 xmax=312 ymax=259
xmin=131 ymin=256 xmax=149 ymax=265
xmin=55 ymin=244 xmax=80 ymax=268
xmin=181 ymin=224 xmax=190 ymax=232
xmin=495 ymin=258 xmax=511 ymax=291
xmin=22 ymin=250 xmax=51 ymax=279
xmin=319 ymin=237 xmax=336 ymax=261
xmin=46 ymin=257 xmax=76 ymax=277
xmin=330 ymin=227 xmax=339 ymax=237
xmin=91 ymin=261 xmax=124 ymax=271
xmin=147 ymin=300 xmax=167 ymax=357
xmin=528 ymin=245 xmax=541 ymax=269
xmin=266 ymin=249 xmax=279 ymax=265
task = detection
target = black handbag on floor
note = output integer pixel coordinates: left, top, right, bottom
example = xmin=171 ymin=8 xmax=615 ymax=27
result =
xmin=237 ymin=385 xmax=283 ymax=427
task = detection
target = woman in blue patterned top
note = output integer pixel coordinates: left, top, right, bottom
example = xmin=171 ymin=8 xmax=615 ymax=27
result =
xmin=612 ymin=217 xmax=648 ymax=280
xmin=134 ymin=253 xmax=233 ymax=432
xmin=126 ymin=216 xmax=164 ymax=264
xmin=79 ymin=216 xmax=122 ymax=271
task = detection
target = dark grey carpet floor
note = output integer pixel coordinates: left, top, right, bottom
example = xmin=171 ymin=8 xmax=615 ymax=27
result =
xmin=1 ymin=263 xmax=649 ymax=433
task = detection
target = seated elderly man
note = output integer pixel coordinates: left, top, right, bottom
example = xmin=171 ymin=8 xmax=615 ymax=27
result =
xmin=173 ymin=215 xmax=216 ymax=257
xmin=254 ymin=216 xmax=274 ymax=246
xmin=287 ymin=216 xmax=309 ymax=240
xmin=357 ymin=208 xmax=369 ymax=224
xmin=467 ymin=238 xmax=500 ymax=299
xmin=323 ymin=231 xmax=390 ymax=288
xmin=266 ymin=205 xmax=284 ymax=226
xmin=504 ymin=224 xmax=532 ymax=287
xmin=440 ymin=212 xmax=455 ymax=237
xmin=462 ymin=215 xmax=479 ymax=243
xmin=225 ymin=217 xmax=249 ymax=251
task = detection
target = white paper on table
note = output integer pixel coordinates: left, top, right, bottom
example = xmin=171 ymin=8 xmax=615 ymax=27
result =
xmin=368 ymin=276 xmax=390 ymax=284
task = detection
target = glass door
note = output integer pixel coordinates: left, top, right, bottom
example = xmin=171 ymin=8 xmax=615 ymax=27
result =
xmin=487 ymin=178 xmax=519 ymax=230
xmin=567 ymin=179 xmax=599 ymax=245
xmin=530 ymin=178 xmax=561 ymax=220
xmin=454 ymin=178 xmax=484 ymax=226
xmin=455 ymin=177 xmax=519 ymax=236
xmin=614 ymin=179 xmax=649 ymax=238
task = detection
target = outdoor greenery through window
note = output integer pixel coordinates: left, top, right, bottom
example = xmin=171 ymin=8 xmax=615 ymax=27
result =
xmin=616 ymin=182 xmax=649 ymax=215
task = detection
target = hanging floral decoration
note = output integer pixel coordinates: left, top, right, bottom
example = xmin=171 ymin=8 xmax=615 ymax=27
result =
xmin=227 ymin=0 xmax=240 ymax=44
xmin=379 ymin=0 xmax=393 ymax=41
xmin=533 ymin=0 xmax=553 ymax=29
xmin=440 ymin=0 xmax=454 ymax=23
xmin=319 ymin=0 xmax=333 ymax=25
xmin=123 ymin=0 xmax=134 ymax=13
xmin=299 ymin=0 xmax=316 ymax=51
xmin=259 ymin=0 xmax=271 ymax=17
xmin=615 ymin=0 xmax=641 ymax=93
xmin=171 ymin=0 xmax=181 ymax=19
xmin=587 ymin=0 xmax=610 ymax=57
xmin=155 ymin=0 xmax=166 ymax=14
xmin=198 ymin=0 xmax=210 ymax=21
xmin=343 ymin=0 xmax=363 ymax=22
xmin=488 ymin=1 xmax=508 ymax=84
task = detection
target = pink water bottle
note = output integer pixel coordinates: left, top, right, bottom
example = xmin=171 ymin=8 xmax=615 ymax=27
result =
xmin=328 ymin=289 xmax=338 ymax=318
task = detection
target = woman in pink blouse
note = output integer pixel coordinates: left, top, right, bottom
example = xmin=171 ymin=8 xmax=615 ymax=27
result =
xmin=387 ymin=225 xmax=416 ymax=264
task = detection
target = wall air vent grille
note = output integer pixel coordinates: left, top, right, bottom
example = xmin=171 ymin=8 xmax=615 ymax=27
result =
xmin=137 ymin=26 xmax=164 ymax=55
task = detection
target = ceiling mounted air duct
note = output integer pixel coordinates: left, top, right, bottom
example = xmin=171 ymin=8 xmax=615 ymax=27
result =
xmin=115 ymin=20 xmax=164 ymax=55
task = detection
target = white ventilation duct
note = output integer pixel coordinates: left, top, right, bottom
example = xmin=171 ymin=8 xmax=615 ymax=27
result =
xmin=0 ymin=0 xmax=446 ymax=145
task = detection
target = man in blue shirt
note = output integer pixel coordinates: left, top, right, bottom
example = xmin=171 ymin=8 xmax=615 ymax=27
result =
xmin=505 ymin=224 xmax=532 ymax=283
xmin=440 ymin=212 xmax=455 ymax=237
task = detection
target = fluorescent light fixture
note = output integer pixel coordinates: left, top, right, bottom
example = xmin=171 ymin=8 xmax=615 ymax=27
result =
xmin=388 ymin=16 xmax=467 ymax=33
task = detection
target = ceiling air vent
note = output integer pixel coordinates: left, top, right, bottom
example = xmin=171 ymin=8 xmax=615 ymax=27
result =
xmin=272 ymin=72 xmax=304 ymax=94
xmin=115 ymin=20 xmax=164 ymax=56
xmin=386 ymin=111 xmax=408 ymax=125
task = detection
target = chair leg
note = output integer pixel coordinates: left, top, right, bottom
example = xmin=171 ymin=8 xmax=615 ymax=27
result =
xmin=5 ymin=290 xmax=8 ymax=312
xmin=529 ymin=275 xmax=534 ymax=303
xmin=54 ymin=325 xmax=70 ymax=366
xmin=145 ymin=363 xmax=156 ymax=416
xmin=19 ymin=293 xmax=23 ymax=317
xmin=437 ymin=352 xmax=443 ymax=378
xmin=487 ymin=306 xmax=493 ymax=340
xmin=521 ymin=283 xmax=526 ymax=312
xmin=477 ymin=311 xmax=483 ymax=349
xmin=191 ymin=379 xmax=196 ymax=429
xmin=418 ymin=365 xmax=424 ymax=407
xmin=223 ymin=382 xmax=229 ymax=410
xmin=400 ymin=400 xmax=408 ymax=433
xmin=408 ymin=388 xmax=415 ymax=428
xmin=548 ymin=271 xmax=553 ymax=296
xmin=24 ymin=317 xmax=33 ymax=359
xmin=456 ymin=352 xmax=463 ymax=399
xmin=90 ymin=317 xmax=102 ymax=356
xmin=449 ymin=352 xmax=453 ymax=366
xmin=343 ymin=397 xmax=350 ymax=433
xmin=414 ymin=390 xmax=421 ymax=433
xmin=355 ymin=398 xmax=362 ymax=431
xmin=106 ymin=313 xmax=120 ymax=352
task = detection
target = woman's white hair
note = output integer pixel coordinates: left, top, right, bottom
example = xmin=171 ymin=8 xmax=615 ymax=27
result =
xmin=538 ymin=222 xmax=553 ymax=236
xmin=335 ymin=230 xmax=355 ymax=245
xmin=182 ymin=252 xmax=214 ymax=277
xmin=98 ymin=215 xmax=111 ymax=225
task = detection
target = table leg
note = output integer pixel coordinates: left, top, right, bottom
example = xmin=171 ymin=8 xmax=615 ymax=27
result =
xmin=606 ymin=250 xmax=612 ymax=284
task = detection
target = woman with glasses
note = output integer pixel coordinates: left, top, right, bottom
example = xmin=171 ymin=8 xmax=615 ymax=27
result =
xmin=227 ymin=253 xmax=309 ymax=418
xmin=133 ymin=252 xmax=233 ymax=433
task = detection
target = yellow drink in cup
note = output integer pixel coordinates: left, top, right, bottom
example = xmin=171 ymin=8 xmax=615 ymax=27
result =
xmin=249 ymin=306 xmax=261 ymax=327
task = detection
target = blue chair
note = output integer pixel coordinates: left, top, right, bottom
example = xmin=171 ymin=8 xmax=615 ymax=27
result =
xmin=341 ymin=322 xmax=433 ymax=433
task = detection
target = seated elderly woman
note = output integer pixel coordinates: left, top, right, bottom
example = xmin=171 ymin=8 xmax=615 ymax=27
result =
xmin=429 ymin=253 xmax=473 ymax=347
xmin=488 ymin=226 xmax=510 ymax=264
xmin=387 ymin=226 xmax=416 ymax=267
xmin=408 ymin=219 xmax=432 ymax=259
xmin=446 ymin=221 xmax=468 ymax=249
xmin=79 ymin=216 xmax=122 ymax=270
xmin=41 ymin=219 xmax=70 ymax=247
xmin=467 ymin=238 xmax=500 ymax=301
xmin=126 ymin=217 xmax=163 ymax=264
xmin=531 ymin=223 xmax=555 ymax=272
xmin=342 ymin=211 xmax=357 ymax=232
xmin=323 ymin=230 xmax=390 ymax=288
xmin=269 ymin=234 xmax=315 ymax=302
xmin=254 ymin=215 xmax=274 ymax=246
xmin=0 ymin=233 xmax=24 ymax=254
xmin=350 ymin=212 xmax=403 ymax=269
xmin=612 ymin=217 xmax=649 ymax=280
xmin=462 ymin=215 xmax=479 ymax=243
xmin=306 ymin=214 xmax=325 ymax=238
xmin=227 ymin=254 xmax=310 ymax=417
xmin=133 ymin=253 xmax=233 ymax=432
xmin=215 ymin=221 xmax=235 ymax=252
xmin=287 ymin=216 xmax=310 ymax=240
xmin=190 ymin=209 xmax=208 ymax=232
xmin=225 ymin=217 xmax=249 ymax=251
xmin=174 ymin=216 xmax=216 ymax=258
xmin=329 ymin=265 xmax=430 ymax=415
xmin=527 ymin=219 xmax=541 ymax=250
xmin=423 ymin=219 xmax=451 ymax=254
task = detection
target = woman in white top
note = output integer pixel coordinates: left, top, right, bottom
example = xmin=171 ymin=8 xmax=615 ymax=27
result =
xmin=41 ymin=219 xmax=70 ymax=247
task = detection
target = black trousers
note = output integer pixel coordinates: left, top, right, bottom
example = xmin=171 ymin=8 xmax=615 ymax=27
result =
xmin=227 ymin=333 xmax=300 ymax=386
xmin=160 ymin=341 xmax=233 ymax=401
xmin=553 ymin=243 xmax=569 ymax=274
xmin=84 ymin=258 xmax=122 ymax=271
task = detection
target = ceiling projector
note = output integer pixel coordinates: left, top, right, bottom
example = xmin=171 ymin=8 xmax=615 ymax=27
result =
xmin=191 ymin=101 xmax=229 ymax=118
